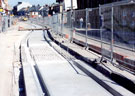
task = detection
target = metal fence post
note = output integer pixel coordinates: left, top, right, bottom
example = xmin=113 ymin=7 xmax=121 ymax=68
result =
xmin=70 ymin=11 xmax=73 ymax=42
xmin=57 ymin=15 xmax=59 ymax=35
xmin=61 ymin=12 xmax=64 ymax=35
xmin=52 ymin=15 xmax=55 ymax=32
xmin=134 ymin=29 xmax=135 ymax=51
xmin=111 ymin=5 xmax=114 ymax=63
xmin=2 ymin=17 xmax=5 ymax=32
xmin=99 ymin=5 xmax=103 ymax=59
xmin=85 ymin=8 xmax=88 ymax=48
xmin=51 ymin=16 xmax=53 ymax=32
xmin=70 ymin=0 xmax=75 ymax=43
xmin=71 ymin=0 xmax=73 ymax=41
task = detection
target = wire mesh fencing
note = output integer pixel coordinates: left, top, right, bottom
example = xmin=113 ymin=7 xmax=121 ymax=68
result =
xmin=100 ymin=6 xmax=113 ymax=61
xmin=73 ymin=9 xmax=86 ymax=45
xmin=100 ymin=0 xmax=135 ymax=73
xmin=113 ymin=2 xmax=135 ymax=72
xmin=86 ymin=8 xmax=101 ymax=53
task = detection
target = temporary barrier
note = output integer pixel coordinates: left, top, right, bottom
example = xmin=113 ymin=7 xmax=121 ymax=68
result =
xmin=100 ymin=0 xmax=135 ymax=73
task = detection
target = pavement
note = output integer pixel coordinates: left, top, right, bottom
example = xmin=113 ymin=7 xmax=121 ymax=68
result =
xmin=0 ymin=21 xmax=31 ymax=96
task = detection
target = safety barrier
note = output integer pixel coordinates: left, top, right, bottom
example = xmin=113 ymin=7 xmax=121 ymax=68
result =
xmin=100 ymin=0 xmax=135 ymax=73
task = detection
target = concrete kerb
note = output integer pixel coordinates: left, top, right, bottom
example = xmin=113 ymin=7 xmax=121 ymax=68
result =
xmin=20 ymin=32 xmax=45 ymax=96
xmin=20 ymin=24 xmax=52 ymax=96
xmin=46 ymin=30 xmax=135 ymax=94
xmin=21 ymin=45 xmax=44 ymax=96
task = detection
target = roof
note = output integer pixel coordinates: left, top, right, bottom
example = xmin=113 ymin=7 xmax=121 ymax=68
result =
xmin=19 ymin=8 xmax=28 ymax=12
xmin=28 ymin=5 xmax=41 ymax=12
xmin=15 ymin=2 xmax=32 ymax=11
xmin=39 ymin=6 xmax=49 ymax=11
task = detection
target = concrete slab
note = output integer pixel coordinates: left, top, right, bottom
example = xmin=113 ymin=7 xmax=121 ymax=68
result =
xmin=37 ymin=62 xmax=113 ymax=96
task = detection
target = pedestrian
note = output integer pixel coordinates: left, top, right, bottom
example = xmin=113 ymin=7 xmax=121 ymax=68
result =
xmin=80 ymin=17 xmax=83 ymax=29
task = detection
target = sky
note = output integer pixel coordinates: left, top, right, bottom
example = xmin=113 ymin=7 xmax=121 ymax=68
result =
xmin=8 ymin=0 xmax=56 ymax=6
